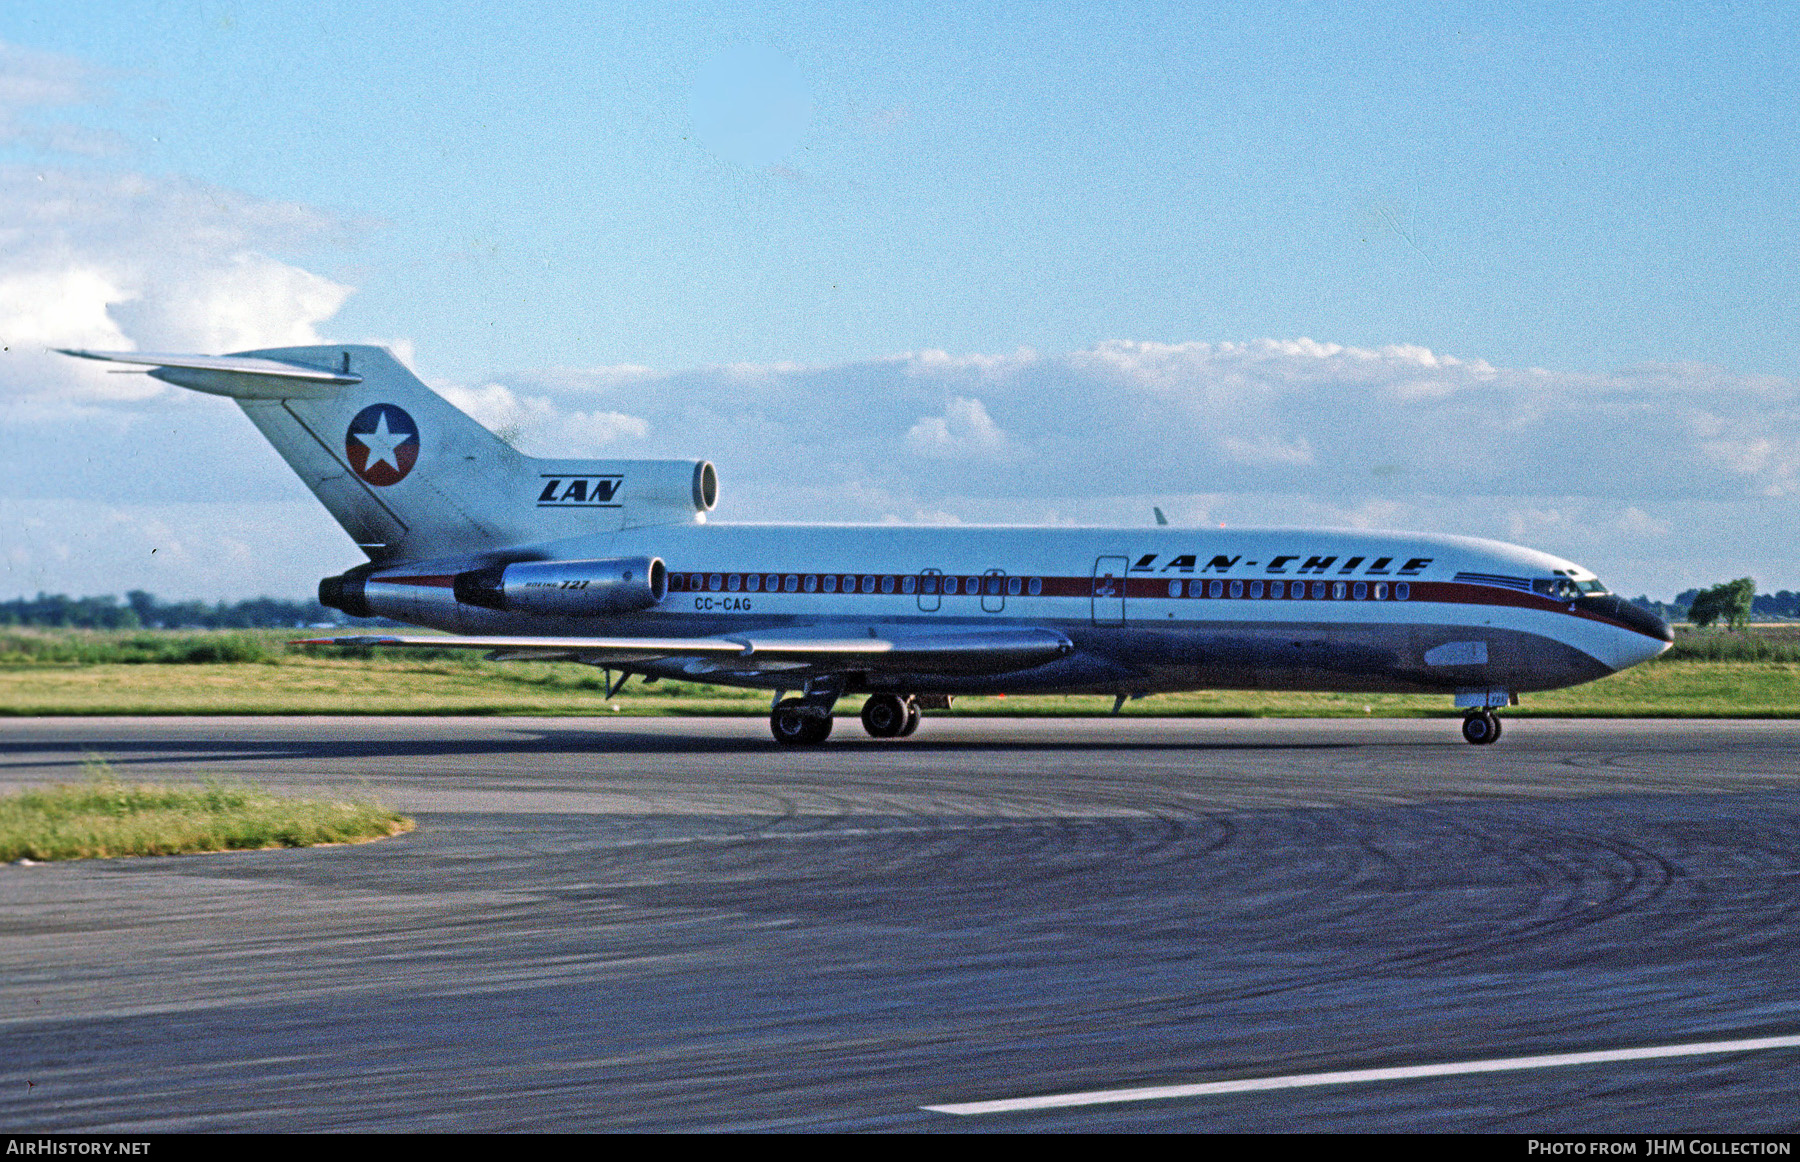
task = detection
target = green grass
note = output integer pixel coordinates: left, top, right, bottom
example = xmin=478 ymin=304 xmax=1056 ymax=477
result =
xmin=0 ymin=629 xmax=276 ymax=665
xmin=0 ymin=626 xmax=1795 ymax=717
xmin=1666 ymin=624 xmax=1800 ymax=663
xmin=0 ymin=761 xmax=413 ymax=862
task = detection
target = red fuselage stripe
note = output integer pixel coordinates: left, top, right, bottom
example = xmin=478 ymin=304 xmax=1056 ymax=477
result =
xmin=378 ymin=571 xmax=1653 ymax=638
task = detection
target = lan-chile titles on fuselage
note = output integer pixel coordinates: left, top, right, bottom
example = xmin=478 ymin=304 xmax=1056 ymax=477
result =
xmin=60 ymin=344 xmax=1673 ymax=745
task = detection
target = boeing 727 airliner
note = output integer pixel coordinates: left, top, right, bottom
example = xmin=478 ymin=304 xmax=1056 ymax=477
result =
xmin=61 ymin=345 xmax=1672 ymax=745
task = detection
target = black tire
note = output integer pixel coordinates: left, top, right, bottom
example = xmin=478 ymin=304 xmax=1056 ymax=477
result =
xmin=899 ymin=700 xmax=922 ymax=737
xmin=1488 ymin=713 xmax=1503 ymax=742
xmin=860 ymin=694 xmax=910 ymax=738
xmin=772 ymin=698 xmax=833 ymax=745
xmin=1461 ymin=712 xmax=1498 ymax=745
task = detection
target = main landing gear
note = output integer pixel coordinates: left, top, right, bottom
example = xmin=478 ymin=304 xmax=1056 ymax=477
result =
xmin=860 ymin=693 xmax=921 ymax=739
xmin=1461 ymin=710 xmax=1503 ymax=745
xmin=771 ymin=697 xmax=834 ymax=745
xmin=769 ymin=689 xmax=923 ymax=745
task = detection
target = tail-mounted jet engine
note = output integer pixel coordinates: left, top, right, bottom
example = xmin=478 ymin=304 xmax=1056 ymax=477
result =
xmin=319 ymin=556 xmax=667 ymax=621
xmin=452 ymin=557 xmax=668 ymax=616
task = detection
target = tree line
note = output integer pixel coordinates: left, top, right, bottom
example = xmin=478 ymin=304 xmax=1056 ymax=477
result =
xmin=1629 ymin=579 xmax=1793 ymax=629
xmin=0 ymin=591 xmax=354 ymax=630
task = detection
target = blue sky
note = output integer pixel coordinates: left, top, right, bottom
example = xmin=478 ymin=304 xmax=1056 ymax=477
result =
xmin=2 ymin=2 xmax=1797 ymax=600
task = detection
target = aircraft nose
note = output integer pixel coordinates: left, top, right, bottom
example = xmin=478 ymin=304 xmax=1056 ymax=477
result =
xmin=1608 ymin=598 xmax=1674 ymax=644
xmin=1577 ymin=594 xmax=1673 ymax=669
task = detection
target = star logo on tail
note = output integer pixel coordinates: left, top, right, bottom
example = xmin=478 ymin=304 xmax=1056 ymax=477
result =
xmin=345 ymin=404 xmax=420 ymax=486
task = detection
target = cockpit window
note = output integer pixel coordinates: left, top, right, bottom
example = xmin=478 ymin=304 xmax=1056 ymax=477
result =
xmin=1533 ymin=577 xmax=1610 ymax=600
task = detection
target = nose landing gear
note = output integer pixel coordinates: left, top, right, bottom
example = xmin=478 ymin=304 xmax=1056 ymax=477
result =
xmin=1461 ymin=710 xmax=1503 ymax=745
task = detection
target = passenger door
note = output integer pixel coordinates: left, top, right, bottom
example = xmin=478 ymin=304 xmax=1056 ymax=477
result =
xmin=917 ymin=568 xmax=942 ymax=612
xmin=982 ymin=569 xmax=1006 ymax=614
xmin=1092 ymin=556 xmax=1127 ymax=625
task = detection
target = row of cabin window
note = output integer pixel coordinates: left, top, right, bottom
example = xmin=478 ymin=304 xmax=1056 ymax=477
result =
xmin=1173 ymin=578 xmax=1410 ymax=601
xmin=672 ymin=573 xmax=1046 ymax=596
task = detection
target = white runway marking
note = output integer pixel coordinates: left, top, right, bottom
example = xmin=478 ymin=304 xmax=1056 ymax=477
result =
xmin=922 ymin=1033 xmax=1800 ymax=1116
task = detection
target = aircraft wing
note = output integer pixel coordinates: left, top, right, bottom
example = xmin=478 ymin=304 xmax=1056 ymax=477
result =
xmin=294 ymin=626 xmax=1074 ymax=675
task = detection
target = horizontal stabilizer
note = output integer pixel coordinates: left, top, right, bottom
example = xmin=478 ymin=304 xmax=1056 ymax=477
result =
xmin=57 ymin=348 xmax=361 ymax=398
xmin=296 ymin=626 xmax=1074 ymax=675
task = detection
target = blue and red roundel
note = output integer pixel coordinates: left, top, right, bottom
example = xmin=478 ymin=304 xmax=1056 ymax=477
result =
xmin=345 ymin=404 xmax=419 ymax=486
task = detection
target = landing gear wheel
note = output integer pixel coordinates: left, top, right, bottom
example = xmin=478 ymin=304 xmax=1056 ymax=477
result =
xmin=772 ymin=698 xmax=833 ymax=745
xmin=1461 ymin=710 xmax=1501 ymax=745
xmin=898 ymin=699 xmax=922 ymax=737
xmin=861 ymin=694 xmax=911 ymax=738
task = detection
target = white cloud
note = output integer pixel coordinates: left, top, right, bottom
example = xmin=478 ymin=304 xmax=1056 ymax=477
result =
xmin=11 ymin=321 xmax=1798 ymax=599
xmin=479 ymin=339 xmax=1800 ymax=598
xmin=435 ymin=381 xmax=649 ymax=456
xmin=0 ymin=167 xmax=355 ymax=425
xmin=0 ymin=41 xmax=355 ymax=420
xmin=905 ymin=396 xmax=1011 ymax=459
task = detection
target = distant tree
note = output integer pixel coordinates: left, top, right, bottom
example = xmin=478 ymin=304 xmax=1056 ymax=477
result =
xmin=126 ymin=590 xmax=157 ymax=626
xmin=1689 ymin=578 xmax=1756 ymax=630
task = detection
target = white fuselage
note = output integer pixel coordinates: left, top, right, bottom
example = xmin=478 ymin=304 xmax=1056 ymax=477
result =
xmin=368 ymin=521 xmax=1672 ymax=699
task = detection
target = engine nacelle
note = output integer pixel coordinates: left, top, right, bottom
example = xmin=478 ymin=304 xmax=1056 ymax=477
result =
xmin=452 ymin=556 xmax=667 ymax=616
xmin=529 ymin=458 xmax=718 ymax=529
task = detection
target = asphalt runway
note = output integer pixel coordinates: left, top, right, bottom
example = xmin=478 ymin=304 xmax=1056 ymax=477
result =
xmin=3 ymin=715 xmax=1800 ymax=1132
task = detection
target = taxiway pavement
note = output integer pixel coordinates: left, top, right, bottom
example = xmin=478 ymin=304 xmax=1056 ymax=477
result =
xmin=3 ymin=716 xmax=1798 ymax=1131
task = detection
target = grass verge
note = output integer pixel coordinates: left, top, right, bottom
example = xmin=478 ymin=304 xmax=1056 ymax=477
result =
xmin=0 ymin=627 xmax=1796 ymax=717
xmin=0 ymin=761 xmax=414 ymax=862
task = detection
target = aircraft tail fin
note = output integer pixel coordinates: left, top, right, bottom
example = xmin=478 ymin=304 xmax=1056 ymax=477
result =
xmin=61 ymin=345 xmax=714 ymax=562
